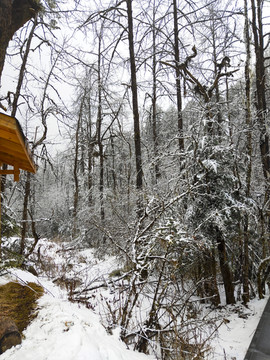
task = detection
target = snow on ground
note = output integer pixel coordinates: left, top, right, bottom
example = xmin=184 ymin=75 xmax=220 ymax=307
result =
xmin=1 ymin=238 xmax=269 ymax=359
xmin=0 ymin=269 xmax=154 ymax=360
xmin=209 ymin=296 xmax=268 ymax=359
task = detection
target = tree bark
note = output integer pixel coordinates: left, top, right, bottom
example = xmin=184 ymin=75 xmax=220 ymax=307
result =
xmin=203 ymin=248 xmax=220 ymax=306
xmin=72 ymin=102 xmax=83 ymax=237
xmin=11 ymin=15 xmax=38 ymax=117
xmin=215 ymin=226 xmax=235 ymax=304
xmin=0 ymin=0 xmax=41 ymax=81
xmin=126 ymin=0 xmax=143 ymax=215
xmin=242 ymin=0 xmax=252 ymax=305
xmin=151 ymin=3 xmax=160 ymax=183
xmin=173 ymin=0 xmax=184 ymax=152
xmin=250 ymin=0 xmax=270 ymax=181
xmin=20 ymin=171 xmax=31 ymax=255
xmin=96 ymin=32 xmax=105 ymax=221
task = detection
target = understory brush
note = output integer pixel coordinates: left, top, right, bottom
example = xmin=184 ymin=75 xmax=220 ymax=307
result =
xmin=1 ymin=235 xmax=262 ymax=360
xmin=20 ymin=237 xmax=236 ymax=359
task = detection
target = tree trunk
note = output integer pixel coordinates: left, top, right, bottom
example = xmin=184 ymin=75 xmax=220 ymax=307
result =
xmin=215 ymin=226 xmax=235 ymax=304
xmin=250 ymin=0 xmax=270 ymax=297
xmin=87 ymin=121 xmax=94 ymax=206
xmin=203 ymin=248 xmax=220 ymax=306
xmin=0 ymin=0 xmax=41 ymax=81
xmin=242 ymin=0 xmax=252 ymax=305
xmin=173 ymin=0 xmax=184 ymax=152
xmin=126 ymin=0 xmax=143 ymax=215
xmin=11 ymin=16 xmax=37 ymax=117
xmin=96 ymin=32 xmax=105 ymax=221
xmin=151 ymin=2 xmax=160 ymax=183
xmin=109 ymin=132 xmax=117 ymax=193
xmin=72 ymin=102 xmax=83 ymax=237
xmin=211 ymin=27 xmax=222 ymax=136
xmin=250 ymin=0 xmax=270 ymax=181
xmin=20 ymin=172 xmax=31 ymax=255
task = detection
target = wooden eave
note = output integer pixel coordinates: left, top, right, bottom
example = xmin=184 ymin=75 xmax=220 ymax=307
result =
xmin=0 ymin=112 xmax=36 ymax=175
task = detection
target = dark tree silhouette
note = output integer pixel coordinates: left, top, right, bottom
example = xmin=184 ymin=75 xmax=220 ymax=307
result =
xmin=0 ymin=0 xmax=41 ymax=80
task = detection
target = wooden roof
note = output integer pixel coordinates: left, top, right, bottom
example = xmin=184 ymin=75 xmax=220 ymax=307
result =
xmin=0 ymin=112 xmax=36 ymax=177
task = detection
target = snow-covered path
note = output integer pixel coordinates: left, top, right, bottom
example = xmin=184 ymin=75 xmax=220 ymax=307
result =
xmin=0 ymin=269 xmax=153 ymax=360
xmin=0 ymin=244 xmax=268 ymax=360
xmin=1 ymin=294 xmax=153 ymax=360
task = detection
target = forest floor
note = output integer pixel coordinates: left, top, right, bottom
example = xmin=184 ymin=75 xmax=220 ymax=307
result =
xmin=0 ymin=237 xmax=268 ymax=360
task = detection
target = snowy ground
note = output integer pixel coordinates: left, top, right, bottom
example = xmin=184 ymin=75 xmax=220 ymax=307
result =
xmin=0 ymin=238 xmax=268 ymax=360
xmin=210 ymin=297 xmax=267 ymax=359
xmin=0 ymin=269 xmax=154 ymax=360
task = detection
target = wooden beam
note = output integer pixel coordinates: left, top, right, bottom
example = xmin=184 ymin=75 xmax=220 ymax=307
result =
xmin=0 ymin=166 xmax=20 ymax=182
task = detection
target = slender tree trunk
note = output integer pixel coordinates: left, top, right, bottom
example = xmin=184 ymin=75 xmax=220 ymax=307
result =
xmin=251 ymin=0 xmax=270 ymax=181
xmin=251 ymin=0 xmax=270 ymax=296
xmin=173 ymin=0 xmax=184 ymax=152
xmin=20 ymin=172 xmax=31 ymax=255
xmin=99 ymin=142 xmax=105 ymax=221
xmin=87 ymin=121 xmax=94 ymax=206
xmin=215 ymin=226 xmax=235 ymax=304
xmin=109 ymin=132 xmax=117 ymax=193
xmin=12 ymin=16 xmax=37 ymax=117
xmin=211 ymin=30 xmax=222 ymax=135
xmin=242 ymin=0 xmax=252 ymax=304
xmin=73 ymin=102 xmax=83 ymax=237
xmin=203 ymin=248 xmax=220 ymax=306
xmin=151 ymin=2 xmax=160 ymax=183
xmin=96 ymin=33 xmax=105 ymax=221
xmin=126 ymin=0 xmax=143 ymax=215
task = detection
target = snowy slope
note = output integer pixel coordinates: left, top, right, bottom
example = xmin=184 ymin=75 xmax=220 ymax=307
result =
xmin=1 ymin=294 xmax=153 ymax=360
xmin=1 ymin=268 xmax=267 ymax=360
xmin=0 ymin=269 xmax=154 ymax=360
xmin=0 ymin=239 xmax=269 ymax=360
